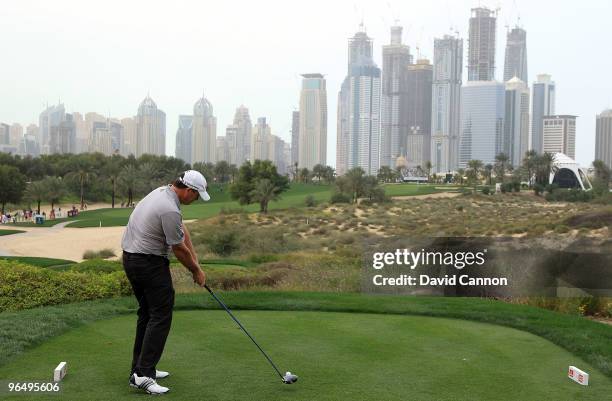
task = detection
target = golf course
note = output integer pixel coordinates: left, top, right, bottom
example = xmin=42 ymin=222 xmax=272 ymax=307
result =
xmin=1 ymin=178 xmax=611 ymax=400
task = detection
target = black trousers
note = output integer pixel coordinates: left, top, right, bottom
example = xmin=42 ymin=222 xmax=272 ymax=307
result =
xmin=123 ymin=251 xmax=175 ymax=378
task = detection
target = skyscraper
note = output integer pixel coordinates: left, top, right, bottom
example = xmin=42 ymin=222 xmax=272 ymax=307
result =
xmin=9 ymin=124 xmax=23 ymax=146
xmin=49 ymin=113 xmax=76 ymax=154
xmin=298 ymin=73 xmax=327 ymax=169
xmin=459 ymin=81 xmax=506 ymax=167
xmin=431 ymin=34 xmax=463 ymax=173
xmin=121 ymin=117 xmax=137 ymax=157
xmin=595 ymin=110 xmax=612 ymax=168
xmin=504 ymin=77 xmax=530 ymax=166
xmin=90 ymin=120 xmax=114 ymax=155
xmin=136 ymin=95 xmax=166 ymax=156
xmin=543 ymin=115 xmax=576 ymax=159
xmin=405 ymin=59 xmax=433 ymax=167
xmin=468 ymin=7 xmax=497 ymax=81
xmin=175 ymin=115 xmax=193 ymax=164
xmin=0 ymin=123 xmax=9 ymax=145
xmin=191 ymin=95 xmax=217 ymax=164
xmin=503 ymin=26 xmax=528 ymax=82
xmin=251 ymin=117 xmax=271 ymax=161
xmin=531 ymin=74 xmax=556 ymax=153
xmin=233 ymin=105 xmax=252 ymax=165
xmin=336 ymin=26 xmax=381 ymax=175
xmin=380 ymin=24 xmax=412 ymax=168
xmin=39 ymin=103 xmax=66 ymax=154
xmin=291 ymin=110 xmax=299 ymax=167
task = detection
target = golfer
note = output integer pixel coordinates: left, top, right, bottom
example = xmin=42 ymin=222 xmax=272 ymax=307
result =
xmin=122 ymin=170 xmax=210 ymax=395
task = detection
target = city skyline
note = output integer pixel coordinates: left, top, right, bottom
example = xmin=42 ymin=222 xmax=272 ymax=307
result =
xmin=1 ymin=0 xmax=611 ymax=168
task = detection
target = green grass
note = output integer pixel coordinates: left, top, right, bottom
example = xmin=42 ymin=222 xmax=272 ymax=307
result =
xmin=0 ymin=256 xmax=76 ymax=268
xmin=0 ymin=230 xmax=25 ymax=236
xmin=1 ymin=309 xmax=610 ymax=401
xmin=1 ymin=292 xmax=611 ymax=381
xmin=381 ymin=183 xmax=460 ymax=197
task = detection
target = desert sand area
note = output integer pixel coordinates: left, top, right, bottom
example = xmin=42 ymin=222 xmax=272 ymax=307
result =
xmin=0 ymin=223 xmax=124 ymax=262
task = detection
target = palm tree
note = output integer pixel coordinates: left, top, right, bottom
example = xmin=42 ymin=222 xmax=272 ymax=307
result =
xmin=228 ymin=164 xmax=239 ymax=183
xmin=535 ymin=152 xmax=555 ymax=186
xmin=323 ymin=166 xmax=335 ymax=184
xmin=299 ymin=168 xmax=311 ymax=183
xmin=521 ymin=150 xmax=538 ymax=187
xmin=214 ymin=161 xmax=231 ymax=184
xmin=467 ymin=160 xmax=484 ymax=191
xmin=484 ymin=164 xmax=494 ymax=185
xmin=65 ymin=159 xmax=94 ymax=210
xmin=377 ymin=166 xmax=393 ymax=183
xmin=104 ymin=156 xmax=122 ymax=208
xmin=456 ymin=168 xmax=465 ymax=185
xmin=345 ymin=167 xmax=366 ymax=203
xmin=25 ymin=180 xmax=46 ymax=214
xmin=424 ymin=161 xmax=433 ymax=182
xmin=494 ymin=153 xmax=510 ymax=184
xmin=250 ymin=178 xmax=280 ymax=213
xmin=42 ymin=176 xmax=66 ymax=212
xmin=312 ymin=164 xmax=326 ymax=183
xmin=119 ymin=164 xmax=139 ymax=207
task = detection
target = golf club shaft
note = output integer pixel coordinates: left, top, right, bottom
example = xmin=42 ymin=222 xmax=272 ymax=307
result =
xmin=204 ymin=285 xmax=284 ymax=380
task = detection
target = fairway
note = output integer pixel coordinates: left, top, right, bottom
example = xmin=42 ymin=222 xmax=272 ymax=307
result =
xmin=0 ymin=310 xmax=609 ymax=401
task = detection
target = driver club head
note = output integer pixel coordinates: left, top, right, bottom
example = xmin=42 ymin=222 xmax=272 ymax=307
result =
xmin=283 ymin=371 xmax=298 ymax=384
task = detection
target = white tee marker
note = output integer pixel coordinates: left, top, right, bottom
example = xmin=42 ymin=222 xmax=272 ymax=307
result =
xmin=568 ymin=365 xmax=589 ymax=386
xmin=54 ymin=362 xmax=67 ymax=382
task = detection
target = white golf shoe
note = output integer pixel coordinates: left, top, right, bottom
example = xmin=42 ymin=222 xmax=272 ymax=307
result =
xmin=130 ymin=373 xmax=169 ymax=395
xmin=156 ymin=370 xmax=170 ymax=379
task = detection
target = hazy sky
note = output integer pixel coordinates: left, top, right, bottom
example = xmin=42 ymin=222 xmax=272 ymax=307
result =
xmin=2 ymin=0 xmax=611 ymax=167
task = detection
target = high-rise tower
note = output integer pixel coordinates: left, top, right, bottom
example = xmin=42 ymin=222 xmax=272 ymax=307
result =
xmin=298 ymin=73 xmax=327 ymax=169
xmin=336 ymin=25 xmax=381 ymax=175
xmin=380 ymin=24 xmax=412 ymax=168
xmin=468 ymin=7 xmax=497 ymax=81
xmin=503 ymin=26 xmax=528 ymax=82
xmin=431 ymin=34 xmax=463 ymax=173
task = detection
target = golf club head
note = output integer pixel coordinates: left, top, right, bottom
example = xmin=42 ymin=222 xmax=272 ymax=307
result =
xmin=283 ymin=371 xmax=298 ymax=384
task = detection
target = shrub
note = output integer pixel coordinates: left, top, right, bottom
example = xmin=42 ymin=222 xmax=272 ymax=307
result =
xmin=545 ymin=189 xmax=595 ymax=203
xmin=0 ymin=260 xmax=131 ymax=312
xmin=304 ymin=195 xmax=317 ymax=207
xmin=330 ymin=192 xmax=351 ymax=204
xmin=208 ymin=230 xmax=241 ymax=256
xmin=83 ymin=248 xmax=116 ymax=260
xmin=70 ymin=259 xmax=123 ymax=274
xmin=481 ymin=187 xmax=491 ymax=195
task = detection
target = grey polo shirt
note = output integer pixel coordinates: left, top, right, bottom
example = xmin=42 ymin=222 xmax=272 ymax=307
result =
xmin=121 ymin=186 xmax=184 ymax=257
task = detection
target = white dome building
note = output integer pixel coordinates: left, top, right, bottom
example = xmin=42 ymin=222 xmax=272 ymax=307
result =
xmin=550 ymin=153 xmax=592 ymax=190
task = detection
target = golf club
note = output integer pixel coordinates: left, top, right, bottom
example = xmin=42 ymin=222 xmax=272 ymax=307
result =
xmin=204 ymin=284 xmax=298 ymax=385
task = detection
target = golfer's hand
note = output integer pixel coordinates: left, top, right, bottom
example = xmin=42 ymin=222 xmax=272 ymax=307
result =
xmin=193 ymin=269 xmax=206 ymax=287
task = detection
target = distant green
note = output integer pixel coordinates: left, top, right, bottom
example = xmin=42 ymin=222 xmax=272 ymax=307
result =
xmin=0 ymin=229 xmax=24 ymax=236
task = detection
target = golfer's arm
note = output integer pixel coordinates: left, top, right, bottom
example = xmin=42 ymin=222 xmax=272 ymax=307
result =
xmin=182 ymin=223 xmax=197 ymax=260
xmin=172 ymin=242 xmax=200 ymax=274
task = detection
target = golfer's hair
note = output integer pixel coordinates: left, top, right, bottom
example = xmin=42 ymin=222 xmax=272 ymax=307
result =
xmin=173 ymin=172 xmax=189 ymax=189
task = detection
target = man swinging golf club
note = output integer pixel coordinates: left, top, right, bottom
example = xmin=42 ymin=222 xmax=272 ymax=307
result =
xmin=121 ymin=170 xmax=210 ymax=395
